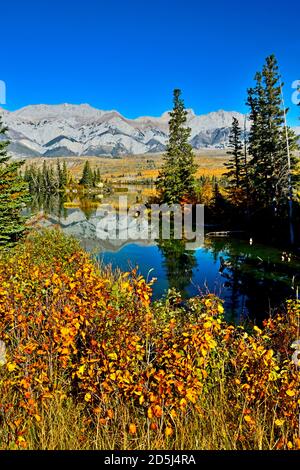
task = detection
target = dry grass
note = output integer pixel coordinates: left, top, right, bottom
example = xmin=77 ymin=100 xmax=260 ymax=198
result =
xmin=20 ymin=359 xmax=294 ymax=450
xmin=23 ymin=150 xmax=228 ymax=183
xmin=1 ymin=230 xmax=299 ymax=451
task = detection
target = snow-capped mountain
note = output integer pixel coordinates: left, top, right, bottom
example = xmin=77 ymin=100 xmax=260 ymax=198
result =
xmin=0 ymin=103 xmax=296 ymax=158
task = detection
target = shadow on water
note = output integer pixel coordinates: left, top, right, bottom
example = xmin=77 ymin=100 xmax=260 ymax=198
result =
xmin=201 ymin=237 xmax=300 ymax=323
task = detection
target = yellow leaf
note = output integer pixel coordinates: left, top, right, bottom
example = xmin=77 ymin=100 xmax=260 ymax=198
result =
xmin=265 ymin=349 xmax=274 ymax=360
xmin=253 ymin=326 xmax=262 ymax=334
xmin=61 ymin=327 xmax=70 ymax=337
xmin=108 ymin=352 xmax=118 ymax=361
xmin=186 ymin=390 xmax=196 ymax=403
xmin=139 ymin=395 xmax=144 ymax=405
xmin=154 ymin=405 xmax=163 ymax=418
xmin=165 ymin=426 xmax=173 ymax=437
xmin=179 ymin=398 xmax=187 ymax=407
xmin=84 ymin=393 xmax=92 ymax=402
xmin=218 ymin=304 xmax=224 ymax=314
xmin=7 ymin=362 xmax=17 ymax=372
xmin=286 ymin=389 xmax=295 ymax=397
xmin=275 ymin=419 xmax=285 ymax=427
xmin=129 ymin=423 xmax=137 ymax=435
xmin=244 ymin=415 xmax=254 ymax=424
xmin=294 ymin=438 xmax=300 ymax=449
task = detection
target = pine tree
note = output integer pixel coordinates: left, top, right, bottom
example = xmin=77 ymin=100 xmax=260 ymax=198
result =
xmin=96 ymin=168 xmax=101 ymax=185
xmin=57 ymin=159 xmax=68 ymax=189
xmin=246 ymin=55 xmax=299 ymax=213
xmin=62 ymin=161 xmax=68 ymax=188
xmin=47 ymin=166 xmax=57 ymax=191
xmin=156 ymin=89 xmax=197 ymax=204
xmin=0 ymin=118 xmax=29 ymax=246
xmin=42 ymin=161 xmax=48 ymax=190
xmin=80 ymin=161 xmax=94 ymax=187
xmin=37 ymin=167 xmax=44 ymax=192
xmin=57 ymin=159 xmax=62 ymax=189
xmin=93 ymin=170 xmax=97 ymax=186
xmin=225 ymin=117 xmax=245 ymax=190
xmin=92 ymin=168 xmax=102 ymax=187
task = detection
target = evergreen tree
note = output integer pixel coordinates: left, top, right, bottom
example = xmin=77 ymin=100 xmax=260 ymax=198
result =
xmin=96 ymin=168 xmax=101 ymax=184
xmin=62 ymin=161 xmax=68 ymax=188
xmin=80 ymin=161 xmax=94 ymax=187
xmin=0 ymin=119 xmax=29 ymax=246
xmin=37 ymin=167 xmax=44 ymax=192
xmin=225 ymin=117 xmax=245 ymax=190
xmin=25 ymin=160 xmax=68 ymax=194
xmin=156 ymin=89 xmax=197 ymax=204
xmin=246 ymin=55 xmax=299 ymax=213
xmin=92 ymin=168 xmax=102 ymax=186
xmin=57 ymin=159 xmax=68 ymax=189
xmin=57 ymin=159 xmax=62 ymax=189
xmin=42 ymin=160 xmax=48 ymax=190
xmin=47 ymin=166 xmax=57 ymax=191
xmin=93 ymin=170 xmax=97 ymax=186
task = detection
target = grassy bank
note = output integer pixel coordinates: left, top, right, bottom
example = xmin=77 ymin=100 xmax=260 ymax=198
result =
xmin=0 ymin=230 xmax=299 ymax=450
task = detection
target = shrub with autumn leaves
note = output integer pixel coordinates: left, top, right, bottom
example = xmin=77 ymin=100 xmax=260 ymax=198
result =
xmin=0 ymin=230 xmax=299 ymax=450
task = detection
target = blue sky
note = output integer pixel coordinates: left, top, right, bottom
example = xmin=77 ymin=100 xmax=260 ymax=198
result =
xmin=1 ymin=0 xmax=299 ymax=125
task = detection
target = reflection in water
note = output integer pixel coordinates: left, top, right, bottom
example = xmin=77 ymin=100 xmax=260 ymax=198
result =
xmin=204 ymin=238 xmax=300 ymax=323
xmin=157 ymin=238 xmax=197 ymax=297
xmin=30 ymin=193 xmax=68 ymax=219
xmin=27 ymin=194 xmax=300 ymax=323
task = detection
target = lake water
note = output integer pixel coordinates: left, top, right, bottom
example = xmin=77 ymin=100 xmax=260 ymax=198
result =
xmin=27 ymin=194 xmax=300 ymax=323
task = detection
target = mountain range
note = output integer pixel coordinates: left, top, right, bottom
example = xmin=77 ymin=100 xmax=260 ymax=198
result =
xmin=0 ymin=104 xmax=299 ymax=158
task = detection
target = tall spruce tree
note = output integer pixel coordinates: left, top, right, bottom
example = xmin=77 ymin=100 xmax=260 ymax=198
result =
xmin=80 ymin=161 xmax=94 ymax=187
xmin=156 ymin=89 xmax=197 ymax=204
xmin=0 ymin=118 xmax=29 ymax=246
xmin=62 ymin=161 xmax=68 ymax=188
xmin=57 ymin=159 xmax=68 ymax=189
xmin=246 ymin=55 xmax=298 ymax=214
xmin=225 ymin=117 xmax=246 ymax=190
xmin=57 ymin=159 xmax=62 ymax=188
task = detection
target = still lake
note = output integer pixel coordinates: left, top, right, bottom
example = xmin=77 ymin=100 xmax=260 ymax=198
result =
xmin=28 ymin=193 xmax=300 ymax=323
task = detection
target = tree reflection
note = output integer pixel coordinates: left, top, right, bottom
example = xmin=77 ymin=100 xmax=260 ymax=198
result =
xmin=157 ymin=238 xmax=197 ymax=297
xmin=205 ymin=237 xmax=297 ymax=323
xmin=30 ymin=193 xmax=68 ymax=219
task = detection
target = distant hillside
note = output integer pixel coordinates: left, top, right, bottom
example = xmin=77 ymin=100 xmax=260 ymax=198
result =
xmin=0 ymin=104 xmax=298 ymax=158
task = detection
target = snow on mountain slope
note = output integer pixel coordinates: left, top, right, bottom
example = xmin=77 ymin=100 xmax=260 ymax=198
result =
xmin=0 ymin=103 xmax=295 ymax=158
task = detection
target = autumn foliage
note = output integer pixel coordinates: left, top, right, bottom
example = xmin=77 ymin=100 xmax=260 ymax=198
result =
xmin=0 ymin=230 xmax=299 ymax=450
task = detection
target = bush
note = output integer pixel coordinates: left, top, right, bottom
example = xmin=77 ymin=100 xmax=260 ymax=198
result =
xmin=0 ymin=230 xmax=299 ymax=449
